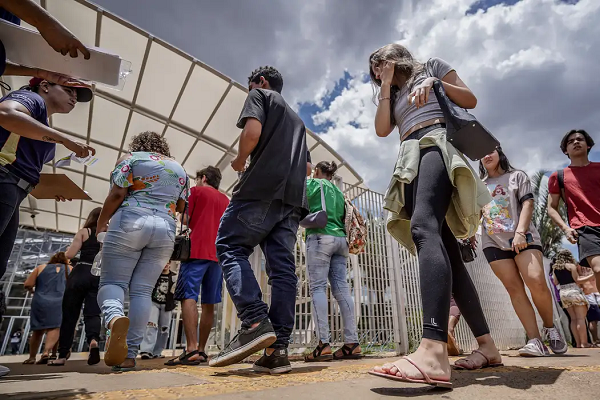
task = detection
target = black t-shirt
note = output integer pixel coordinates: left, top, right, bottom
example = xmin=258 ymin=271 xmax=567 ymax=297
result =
xmin=234 ymin=89 xmax=308 ymax=212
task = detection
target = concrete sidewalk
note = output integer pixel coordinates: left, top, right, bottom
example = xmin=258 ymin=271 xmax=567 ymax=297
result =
xmin=1 ymin=348 xmax=600 ymax=399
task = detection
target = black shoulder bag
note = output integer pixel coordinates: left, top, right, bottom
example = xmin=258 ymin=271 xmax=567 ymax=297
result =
xmin=458 ymin=239 xmax=476 ymax=263
xmin=425 ymin=61 xmax=500 ymax=161
xmin=171 ymin=178 xmax=192 ymax=262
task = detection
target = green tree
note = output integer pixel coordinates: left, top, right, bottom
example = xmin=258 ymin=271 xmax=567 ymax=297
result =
xmin=530 ymin=170 xmax=567 ymax=259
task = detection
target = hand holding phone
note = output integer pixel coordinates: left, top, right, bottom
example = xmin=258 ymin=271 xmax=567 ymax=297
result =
xmin=509 ymin=232 xmax=533 ymax=254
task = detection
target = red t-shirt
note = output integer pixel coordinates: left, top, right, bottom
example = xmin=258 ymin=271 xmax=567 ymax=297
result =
xmin=548 ymin=162 xmax=600 ymax=229
xmin=188 ymin=185 xmax=229 ymax=262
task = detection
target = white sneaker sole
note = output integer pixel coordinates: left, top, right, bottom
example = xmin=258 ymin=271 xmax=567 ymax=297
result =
xmin=209 ymin=332 xmax=276 ymax=367
xmin=252 ymin=364 xmax=292 ymax=374
xmin=518 ymin=349 xmax=548 ymax=357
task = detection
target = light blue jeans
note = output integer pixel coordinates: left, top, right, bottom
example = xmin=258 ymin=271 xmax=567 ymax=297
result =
xmin=97 ymin=207 xmax=175 ymax=359
xmin=140 ymin=302 xmax=172 ymax=357
xmin=306 ymin=234 xmax=359 ymax=344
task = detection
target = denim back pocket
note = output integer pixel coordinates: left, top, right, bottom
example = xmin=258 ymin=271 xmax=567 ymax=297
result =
xmin=118 ymin=211 xmax=148 ymax=233
xmin=238 ymin=201 xmax=271 ymax=227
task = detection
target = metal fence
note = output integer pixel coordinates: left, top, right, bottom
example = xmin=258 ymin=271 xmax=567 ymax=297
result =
xmin=3 ymin=184 xmax=542 ymax=357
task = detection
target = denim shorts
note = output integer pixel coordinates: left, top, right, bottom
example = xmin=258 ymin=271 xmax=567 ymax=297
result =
xmin=174 ymin=259 xmax=223 ymax=304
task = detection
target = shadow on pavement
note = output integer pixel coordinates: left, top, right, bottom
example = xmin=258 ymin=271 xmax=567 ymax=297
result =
xmin=1 ymin=357 xmax=204 ymax=378
xmin=369 ymin=366 xmax=565 ymax=397
xmin=213 ymin=364 xmax=328 ymax=378
xmin=4 ymin=388 xmax=91 ymax=400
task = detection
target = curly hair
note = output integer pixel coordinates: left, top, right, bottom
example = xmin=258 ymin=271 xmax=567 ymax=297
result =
xmin=248 ymin=66 xmax=283 ymax=93
xmin=552 ymin=249 xmax=577 ymax=270
xmin=129 ymin=131 xmax=171 ymax=157
xmin=49 ymin=251 xmax=69 ymax=265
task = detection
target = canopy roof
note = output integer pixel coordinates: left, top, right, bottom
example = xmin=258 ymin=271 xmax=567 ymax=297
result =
xmin=1 ymin=0 xmax=364 ymax=234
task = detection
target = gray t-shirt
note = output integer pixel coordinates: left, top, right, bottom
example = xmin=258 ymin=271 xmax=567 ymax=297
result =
xmin=481 ymin=170 xmax=541 ymax=250
xmin=394 ymin=57 xmax=453 ymax=137
xmin=234 ymin=88 xmax=308 ymax=212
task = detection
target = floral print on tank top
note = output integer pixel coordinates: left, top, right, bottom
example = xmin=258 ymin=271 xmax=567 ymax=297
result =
xmin=110 ymin=152 xmax=188 ymax=219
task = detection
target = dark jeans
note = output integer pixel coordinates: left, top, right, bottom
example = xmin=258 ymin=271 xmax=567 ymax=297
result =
xmin=58 ymin=263 xmax=101 ymax=358
xmin=216 ymin=199 xmax=301 ymax=349
xmin=0 ymin=170 xmax=28 ymax=280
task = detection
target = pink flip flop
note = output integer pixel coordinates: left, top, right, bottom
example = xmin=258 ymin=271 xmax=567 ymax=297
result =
xmin=453 ymin=349 xmax=504 ymax=370
xmin=368 ymin=356 xmax=453 ymax=389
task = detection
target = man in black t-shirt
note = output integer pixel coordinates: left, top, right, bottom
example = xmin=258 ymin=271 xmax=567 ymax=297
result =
xmin=211 ymin=66 xmax=308 ymax=373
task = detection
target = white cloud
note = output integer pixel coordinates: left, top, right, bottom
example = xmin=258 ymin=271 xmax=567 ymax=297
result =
xmin=311 ymin=0 xmax=600 ymax=192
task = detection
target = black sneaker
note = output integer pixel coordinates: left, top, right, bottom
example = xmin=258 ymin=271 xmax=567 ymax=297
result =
xmin=209 ymin=318 xmax=276 ymax=367
xmin=140 ymin=352 xmax=152 ymax=360
xmin=253 ymin=348 xmax=292 ymax=374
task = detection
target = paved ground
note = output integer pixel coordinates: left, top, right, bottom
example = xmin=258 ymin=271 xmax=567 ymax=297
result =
xmin=1 ymin=348 xmax=600 ymax=399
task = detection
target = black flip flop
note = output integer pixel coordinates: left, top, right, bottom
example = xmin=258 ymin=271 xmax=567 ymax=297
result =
xmin=35 ymin=354 xmax=50 ymax=365
xmin=333 ymin=343 xmax=363 ymax=360
xmin=164 ymin=350 xmax=202 ymax=366
xmin=304 ymin=343 xmax=333 ymax=362
xmin=88 ymin=347 xmax=100 ymax=365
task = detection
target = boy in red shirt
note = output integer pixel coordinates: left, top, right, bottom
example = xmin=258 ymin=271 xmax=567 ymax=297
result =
xmin=548 ymin=129 xmax=600 ymax=292
xmin=167 ymin=166 xmax=229 ymax=365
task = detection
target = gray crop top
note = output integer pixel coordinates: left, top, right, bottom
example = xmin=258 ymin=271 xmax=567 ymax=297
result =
xmin=393 ymin=57 xmax=454 ymax=138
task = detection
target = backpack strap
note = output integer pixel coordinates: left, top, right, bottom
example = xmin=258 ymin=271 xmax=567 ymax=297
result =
xmin=557 ymin=169 xmax=565 ymax=200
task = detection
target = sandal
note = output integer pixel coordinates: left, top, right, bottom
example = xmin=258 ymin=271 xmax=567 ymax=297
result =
xmin=304 ymin=342 xmax=333 ymax=362
xmin=164 ymin=350 xmax=203 ymax=366
xmin=111 ymin=359 xmax=136 ymax=372
xmin=333 ymin=343 xmax=363 ymax=360
xmin=453 ymin=349 xmax=503 ymax=370
xmin=369 ymin=356 xmax=452 ymax=389
xmin=48 ymin=351 xmax=72 ymax=366
xmin=35 ymin=354 xmax=50 ymax=365
xmin=88 ymin=347 xmax=100 ymax=365
xmin=447 ymin=333 xmax=461 ymax=357
xmin=22 ymin=358 xmax=36 ymax=365
xmin=104 ymin=316 xmax=130 ymax=367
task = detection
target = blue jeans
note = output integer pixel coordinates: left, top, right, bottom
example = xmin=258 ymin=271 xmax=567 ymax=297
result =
xmin=140 ymin=302 xmax=172 ymax=356
xmin=306 ymin=234 xmax=359 ymax=344
xmin=216 ymin=199 xmax=301 ymax=348
xmin=97 ymin=208 xmax=175 ymax=359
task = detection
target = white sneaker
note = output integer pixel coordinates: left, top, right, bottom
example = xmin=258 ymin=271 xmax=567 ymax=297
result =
xmin=518 ymin=338 xmax=550 ymax=357
xmin=543 ymin=326 xmax=568 ymax=354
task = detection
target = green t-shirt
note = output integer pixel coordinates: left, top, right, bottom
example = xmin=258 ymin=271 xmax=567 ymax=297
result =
xmin=305 ymin=178 xmax=346 ymax=237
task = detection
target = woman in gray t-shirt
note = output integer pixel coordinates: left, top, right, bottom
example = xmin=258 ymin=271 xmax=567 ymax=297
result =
xmin=480 ymin=147 xmax=567 ymax=357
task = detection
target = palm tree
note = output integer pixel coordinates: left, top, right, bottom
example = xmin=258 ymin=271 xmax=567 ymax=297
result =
xmin=530 ymin=170 xmax=567 ymax=259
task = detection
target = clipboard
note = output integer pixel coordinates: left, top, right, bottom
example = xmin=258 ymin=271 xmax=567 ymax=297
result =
xmin=0 ymin=19 xmax=124 ymax=87
xmin=30 ymin=174 xmax=91 ymax=200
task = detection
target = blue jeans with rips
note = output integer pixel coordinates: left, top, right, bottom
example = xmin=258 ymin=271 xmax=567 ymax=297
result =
xmin=97 ymin=207 xmax=175 ymax=359
xmin=216 ymin=199 xmax=302 ymax=349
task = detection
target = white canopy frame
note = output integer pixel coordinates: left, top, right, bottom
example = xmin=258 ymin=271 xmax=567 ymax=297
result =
xmin=1 ymin=0 xmax=364 ymax=234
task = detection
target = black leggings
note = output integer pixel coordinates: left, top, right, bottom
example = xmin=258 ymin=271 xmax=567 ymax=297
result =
xmin=58 ymin=264 xmax=101 ymax=358
xmin=404 ymin=146 xmax=490 ymax=342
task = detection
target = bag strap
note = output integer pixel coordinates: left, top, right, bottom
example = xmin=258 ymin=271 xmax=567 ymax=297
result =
xmin=178 ymin=177 xmax=190 ymax=235
xmin=318 ymin=180 xmax=327 ymax=213
xmin=557 ymin=169 xmax=565 ymax=201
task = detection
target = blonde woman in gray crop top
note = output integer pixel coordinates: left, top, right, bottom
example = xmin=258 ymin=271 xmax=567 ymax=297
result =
xmin=368 ymin=43 xmax=502 ymax=387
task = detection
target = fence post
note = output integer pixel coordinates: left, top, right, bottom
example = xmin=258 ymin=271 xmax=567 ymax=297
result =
xmin=385 ymin=229 xmax=409 ymax=355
